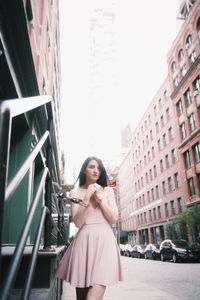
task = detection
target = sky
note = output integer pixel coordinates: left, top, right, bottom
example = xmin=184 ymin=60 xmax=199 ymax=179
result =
xmin=59 ymin=0 xmax=183 ymax=184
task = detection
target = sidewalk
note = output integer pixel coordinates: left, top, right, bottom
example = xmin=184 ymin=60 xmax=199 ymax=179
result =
xmin=62 ymin=280 xmax=183 ymax=300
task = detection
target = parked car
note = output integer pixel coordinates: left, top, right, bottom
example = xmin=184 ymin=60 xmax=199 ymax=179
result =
xmin=130 ymin=244 xmax=145 ymax=258
xmin=119 ymin=244 xmax=126 ymax=256
xmin=160 ymin=239 xmax=199 ymax=263
xmin=123 ymin=244 xmax=134 ymax=257
xmin=144 ymin=243 xmax=161 ymax=260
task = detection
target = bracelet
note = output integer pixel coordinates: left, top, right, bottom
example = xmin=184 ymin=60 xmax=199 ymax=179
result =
xmin=95 ymin=197 xmax=102 ymax=204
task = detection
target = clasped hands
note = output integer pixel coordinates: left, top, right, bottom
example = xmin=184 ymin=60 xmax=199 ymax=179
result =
xmin=86 ymin=183 xmax=104 ymax=204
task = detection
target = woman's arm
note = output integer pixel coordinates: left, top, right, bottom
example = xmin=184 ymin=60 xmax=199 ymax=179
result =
xmin=96 ymin=187 xmax=118 ymax=225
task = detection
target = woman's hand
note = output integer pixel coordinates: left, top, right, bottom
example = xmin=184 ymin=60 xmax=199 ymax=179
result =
xmin=85 ymin=183 xmax=103 ymax=200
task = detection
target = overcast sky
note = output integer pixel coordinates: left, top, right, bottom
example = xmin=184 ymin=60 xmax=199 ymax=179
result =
xmin=59 ymin=0 xmax=183 ymax=183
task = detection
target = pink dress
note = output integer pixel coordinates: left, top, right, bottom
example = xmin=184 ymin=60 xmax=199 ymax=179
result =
xmin=56 ymin=205 xmax=123 ymax=287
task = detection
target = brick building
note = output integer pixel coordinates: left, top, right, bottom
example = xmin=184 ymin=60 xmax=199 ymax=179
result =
xmin=118 ymin=0 xmax=200 ymax=245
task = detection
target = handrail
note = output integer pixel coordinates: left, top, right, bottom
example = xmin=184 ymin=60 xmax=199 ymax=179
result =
xmin=0 ymin=168 xmax=48 ymax=300
xmin=0 ymin=106 xmax=11 ymax=271
xmin=5 ymin=131 xmax=49 ymax=201
xmin=0 ymin=96 xmax=67 ymax=299
xmin=1 ymin=96 xmax=52 ymax=118
xmin=21 ymin=206 xmax=49 ymax=300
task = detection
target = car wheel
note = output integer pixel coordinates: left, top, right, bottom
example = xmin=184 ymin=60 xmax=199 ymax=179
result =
xmin=161 ymin=253 xmax=165 ymax=261
xmin=172 ymin=254 xmax=178 ymax=263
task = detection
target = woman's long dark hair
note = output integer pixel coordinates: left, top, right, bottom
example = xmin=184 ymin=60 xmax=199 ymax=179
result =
xmin=75 ymin=156 xmax=108 ymax=187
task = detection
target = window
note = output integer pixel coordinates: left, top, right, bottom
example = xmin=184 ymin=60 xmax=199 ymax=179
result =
xmin=144 ymin=212 xmax=147 ymax=223
xmin=174 ymin=76 xmax=179 ymax=87
xmin=154 ymin=105 xmax=157 ymax=115
xmin=160 ymin=115 xmax=164 ymax=127
xmin=155 ymin=122 xmax=159 ymax=133
xmin=163 ymin=133 xmax=167 ymax=147
xmin=189 ymin=51 xmax=197 ymax=64
xmin=150 ymin=130 xmax=153 ymax=141
xmin=149 ymin=210 xmax=152 ymax=221
xmin=149 ymin=169 xmax=152 ymax=181
xmin=165 ymin=154 xmax=169 ymax=168
xmin=151 ymin=188 xmax=154 ymax=201
xmin=146 ymin=135 xmax=149 ymax=145
xmin=178 ymin=49 xmax=184 ymax=61
xmin=171 ymin=61 xmax=176 ymax=73
xmin=156 ymin=185 xmax=159 ymax=199
xmin=197 ymin=173 xmax=200 ymax=190
xmin=162 ymin=181 xmax=166 ymax=195
xmin=158 ymin=139 xmax=161 ymax=151
xmin=187 ymin=177 xmax=195 ymax=196
xmin=160 ymin=159 xmax=164 ymax=172
xmin=148 ymin=151 xmax=151 ymax=162
xmin=188 ymin=113 xmax=196 ymax=132
xmin=166 ymin=108 xmax=170 ymax=120
xmin=184 ymin=89 xmax=192 ymax=107
xmin=168 ymin=177 xmax=172 ymax=192
xmin=144 ymin=155 xmax=147 ymax=165
xmin=192 ymin=143 xmax=200 ymax=164
xmin=168 ymin=127 xmax=174 ymax=141
xmin=146 ymin=172 xmax=149 ymax=184
xmin=186 ymin=34 xmax=193 ymax=48
xmin=153 ymin=208 xmax=156 ymax=220
xmin=141 ymin=176 xmax=144 ymax=187
xmin=147 ymin=191 xmax=151 ymax=203
xmin=158 ymin=98 xmax=162 ymax=108
xmin=171 ymin=148 xmax=176 ymax=164
xmin=165 ymin=203 xmax=169 ymax=217
xmin=177 ymin=197 xmax=183 ymax=214
xmin=180 ymin=123 xmax=187 ymax=140
xmin=148 ymin=114 xmax=151 ymax=124
xmin=193 ymin=76 xmax=200 ymax=95
xmin=142 ymin=140 xmax=145 ymax=149
xmin=153 ymin=165 xmax=157 ymax=178
xmin=151 ymin=146 xmax=155 ymax=158
xmin=181 ymin=64 xmax=187 ymax=77
xmin=142 ymin=194 xmax=145 ymax=206
xmin=174 ymin=173 xmax=179 ymax=189
xmin=176 ymin=99 xmax=183 ymax=116
xmin=170 ymin=200 xmax=175 ymax=215
xmin=157 ymin=206 xmax=161 ymax=219
xmin=183 ymin=150 xmax=191 ymax=169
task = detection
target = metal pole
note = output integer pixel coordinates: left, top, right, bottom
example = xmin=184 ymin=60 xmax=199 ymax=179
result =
xmin=44 ymin=119 xmax=53 ymax=249
xmin=0 ymin=105 xmax=11 ymax=277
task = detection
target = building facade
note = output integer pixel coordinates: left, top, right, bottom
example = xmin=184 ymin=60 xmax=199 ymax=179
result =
xmin=118 ymin=0 xmax=200 ymax=245
xmin=0 ymin=1 xmax=66 ymax=299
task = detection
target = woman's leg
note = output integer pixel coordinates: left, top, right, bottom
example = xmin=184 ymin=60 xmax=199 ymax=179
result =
xmin=86 ymin=285 xmax=106 ymax=300
xmin=76 ymin=287 xmax=89 ymax=300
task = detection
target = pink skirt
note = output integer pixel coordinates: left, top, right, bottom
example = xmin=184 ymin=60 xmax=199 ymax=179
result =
xmin=56 ymin=223 xmax=123 ymax=287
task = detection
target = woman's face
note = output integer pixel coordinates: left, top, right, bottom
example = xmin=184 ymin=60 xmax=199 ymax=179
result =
xmin=84 ymin=159 xmax=101 ymax=183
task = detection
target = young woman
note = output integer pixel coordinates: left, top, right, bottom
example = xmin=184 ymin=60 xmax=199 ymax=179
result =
xmin=56 ymin=156 xmax=123 ymax=300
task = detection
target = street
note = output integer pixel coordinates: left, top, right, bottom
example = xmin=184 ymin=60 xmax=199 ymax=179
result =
xmin=62 ymin=256 xmax=200 ymax=300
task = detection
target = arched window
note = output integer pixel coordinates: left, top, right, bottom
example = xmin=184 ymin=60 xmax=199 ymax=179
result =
xmin=171 ymin=61 xmax=176 ymax=73
xmin=186 ymin=34 xmax=193 ymax=48
xmin=196 ymin=17 xmax=200 ymax=33
xmin=178 ymin=49 xmax=184 ymax=62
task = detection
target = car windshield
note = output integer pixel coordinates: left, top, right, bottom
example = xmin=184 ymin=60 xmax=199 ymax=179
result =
xmin=173 ymin=240 xmax=189 ymax=248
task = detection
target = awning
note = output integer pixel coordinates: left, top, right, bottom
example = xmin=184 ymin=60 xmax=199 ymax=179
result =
xmin=119 ymin=231 xmax=128 ymax=238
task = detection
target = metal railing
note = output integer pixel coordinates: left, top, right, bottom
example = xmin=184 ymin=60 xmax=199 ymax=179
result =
xmin=0 ymin=96 xmax=66 ymax=299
